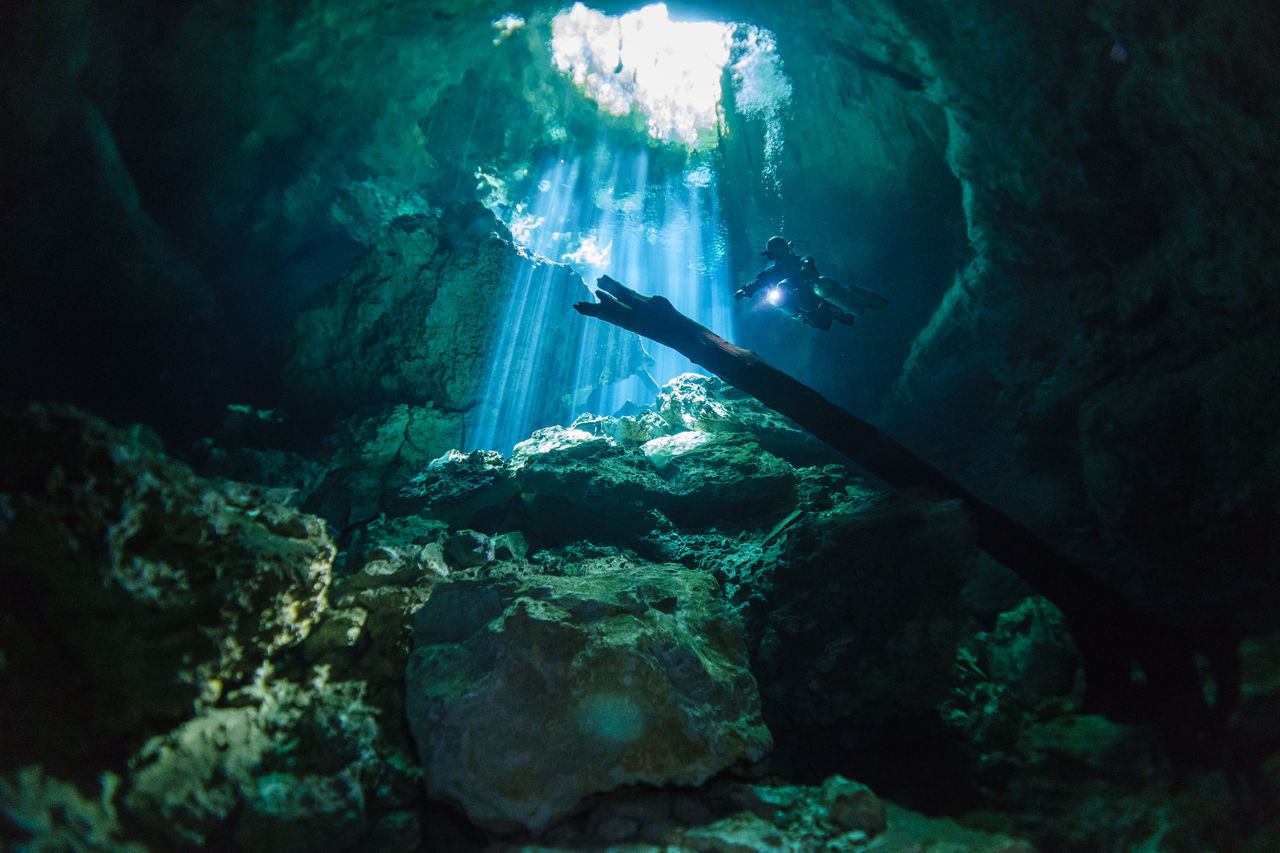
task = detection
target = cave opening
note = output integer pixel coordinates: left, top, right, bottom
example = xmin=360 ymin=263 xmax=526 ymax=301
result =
xmin=463 ymin=0 xmax=971 ymax=457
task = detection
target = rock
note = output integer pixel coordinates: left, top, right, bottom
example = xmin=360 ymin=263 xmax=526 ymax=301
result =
xmin=235 ymin=771 xmax=367 ymax=853
xmin=492 ymin=531 xmax=529 ymax=561
xmin=942 ymin=596 xmax=1085 ymax=782
xmin=0 ymin=766 xmax=145 ymax=853
xmin=641 ymin=430 xmax=714 ymax=470
xmin=122 ymin=673 xmax=414 ymax=849
xmin=394 ymin=447 xmax=518 ymax=526
xmin=984 ymin=597 xmax=1082 ymax=710
xmin=819 ymin=775 xmax=886 ymax=834
xmin=303 ymin=403 xmax=469 ymax=530
xmin=442 ymin=528 xmax=494 ymax=567
xmin=0 ymin=404 xmax=334 ymax=774
xmin=306 ymin=515 xmax=449 ymax=740
xmin=738 ymin=488 xmax=976 ymax=756
xmin=483 ymin=775 xmax=1031 ymax=853
xmin=512 ymin=423 xmax=798 ymax=542
xmin=0 ymin=405 xmax=432 ymax=852
xmin=404 ymin=557 xmax=772 ymax=832
xmin=196 ymin=443 xmax=329 ymax=506
xmin=284 ymin=205 xmax=647 ymax=452
xmin=654 ymin=374 xmax=841 ymax=468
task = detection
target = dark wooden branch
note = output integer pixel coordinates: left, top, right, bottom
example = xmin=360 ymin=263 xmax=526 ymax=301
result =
xmin=576 ymin=275 xmax=1236 ymax=757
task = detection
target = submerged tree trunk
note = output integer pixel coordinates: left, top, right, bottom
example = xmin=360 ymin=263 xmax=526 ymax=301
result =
xmin=576 ymin=275 xmax=1237 ymax=760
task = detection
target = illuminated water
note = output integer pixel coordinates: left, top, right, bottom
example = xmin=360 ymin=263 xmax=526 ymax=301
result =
xmin=470 ymin=143 xmax=734 ymax=453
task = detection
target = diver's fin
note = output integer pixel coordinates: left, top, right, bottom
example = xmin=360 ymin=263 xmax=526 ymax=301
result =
xmin=848 ymin=285 xmax=889 ymax=311
xmin=815 ymin=277 xmax=889 ymax=313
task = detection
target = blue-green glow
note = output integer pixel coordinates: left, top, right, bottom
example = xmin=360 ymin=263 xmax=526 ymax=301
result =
xmin=470 ymin=144 xmax=734 ymax=453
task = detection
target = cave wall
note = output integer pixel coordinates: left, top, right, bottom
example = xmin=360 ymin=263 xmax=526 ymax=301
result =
xmin=852 ymin=0 xmax=1279 ymax=624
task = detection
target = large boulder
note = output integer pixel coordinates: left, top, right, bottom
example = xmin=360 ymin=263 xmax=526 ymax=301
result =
xmin=405 ymin=556 xmax=772 ymax=833
xmin=729 ymin=485 xmax=979 ymax=776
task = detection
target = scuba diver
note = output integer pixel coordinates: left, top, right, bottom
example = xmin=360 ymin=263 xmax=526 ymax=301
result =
xmin=734 ymin=236 xmax=888 ymax=331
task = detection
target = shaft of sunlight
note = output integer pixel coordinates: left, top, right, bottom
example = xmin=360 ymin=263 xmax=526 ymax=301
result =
xmin=469 ymin=158 xmax=584 ymax=454
xmin=471 ymin=144 xmax=734 ymax=453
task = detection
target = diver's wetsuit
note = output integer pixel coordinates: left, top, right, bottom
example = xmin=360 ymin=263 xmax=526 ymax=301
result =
xmin=737 ymin=241 xmax=853 ymax=330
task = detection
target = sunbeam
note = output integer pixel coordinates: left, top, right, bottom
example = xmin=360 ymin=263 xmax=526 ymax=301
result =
xmin=470 ymin=143 xmax=735 ymax=453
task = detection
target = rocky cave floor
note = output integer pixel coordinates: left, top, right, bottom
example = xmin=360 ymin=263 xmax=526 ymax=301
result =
xmin=3 ymin=376 xmax=1280 ymax=852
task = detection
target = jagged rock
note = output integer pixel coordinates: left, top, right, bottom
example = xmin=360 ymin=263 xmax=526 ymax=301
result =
xmin=493 ymin=530 xmax=529 ymax=561
xmin=0 ymin=405 xmax=429 ymax=853
xmin=442 ymin=528 xmax=495 ymax=567
xmin=0 ymin=404 xmax=334 ymax=774
xmin=284 ymin=205 xmax=646 ymax=453
xmin=512 ymin=423 xmax=798 ymax=541
xmin=0 ymin=766 xmax=145 ymax=853
xmin=122 ymin=673 xmax=417 ymax=851
xmin=284 ymin=205 xmax=509 ymax=413
xmin=197 ymin=444 xmax=329 ymax=507
xmin=405 ymin=556 xmax=772 ymax=833
xmin=302 ymin=402 xmax=469 ymax=530
xmin=942 ymin=597 xmax=1084 ymax=783
xmin=234 ymin=771 xmax=366 ymax=852
xmin=654 ymin=373 xmax=840 ymax=468
xmin=983 ymin=597 xmax=1082 ymax=710
xmin=729 ymin=486 xmax=977 ymax=770
xmin=378 ymin=376 xmax=821 ymax=543
xmin=394 ymin=448 xmax=518 ymax=527
xmin=466 ymin=774 xmax=1032 ymax=853
xmin=304 ymin=515 xmax=452 ymax=735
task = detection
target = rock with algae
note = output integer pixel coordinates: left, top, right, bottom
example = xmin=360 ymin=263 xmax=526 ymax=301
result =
xmin=0 ymin=404 xmax=426 ymax=852
xmin=0 ymin=403 xmax=334 ymax=773
xmin=405 ymin=554 xmax=773 ymax=833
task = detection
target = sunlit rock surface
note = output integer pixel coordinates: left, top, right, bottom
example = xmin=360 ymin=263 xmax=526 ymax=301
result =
xmin=284 ymin=202 xmax=647 ymax=454
xmin=5 ymin=382 xmax=1280 ymax=850
xmin=405 ymin=555 xmax=772 ymax=832
xmin=0 ymin=406 xmax=423 ymax=851
xmin=0 ymin=404 xmax=333 ymax=774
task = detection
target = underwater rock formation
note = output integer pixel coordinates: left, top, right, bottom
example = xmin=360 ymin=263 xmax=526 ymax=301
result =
xmin=0 ymin=404 xmax=333 ymax=775
xmin=406 ymin=556 xmax=772 ymax=833
xmin=743 ymin=488 xmax=974 ymax=770
xmin=0 ymin=405 xmax=423 ymax=850
xmin=8 ymin=379 xmax=1280 ymax=850
xmin=284 ymin=203 xmax=648 ymax=455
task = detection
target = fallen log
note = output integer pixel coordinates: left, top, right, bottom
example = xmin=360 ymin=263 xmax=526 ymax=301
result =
xmin=576 ymin=275 xmax=1237 ymax=760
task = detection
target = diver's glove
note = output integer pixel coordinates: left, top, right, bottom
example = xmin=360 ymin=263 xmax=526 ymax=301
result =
xmin=733 ymin=288 xmax=746 ymax=300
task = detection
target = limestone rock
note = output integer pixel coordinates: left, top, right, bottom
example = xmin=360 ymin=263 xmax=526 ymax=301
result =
xmin=122 ymin=673 xmax=416 ymax=850
xmin=284 ymin=204 xmax=647 ymax=453
xmin=0 ymin=404 xmax=334 ymax=772
xmin=304 ymin=402 xmax=470 ymax=529
xmin=394 ymin=447 xmax=518 ymax=527
xmin=732 ymin=486 xmax=977 ymax=769
xmin=284 ymin=205 xmax=507 ymax=413
xmin=405 ymin=557 xmax=772 ymax=832
xmin=0 ymin=766 xmax=145 ymax=853
xmin=469 ymin=775 xmax=1032 ymax=853
xmin=512 ymin=422 xmax=798 ymax=541
xmin=655 ymin=373 xmax=842 ymax=468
